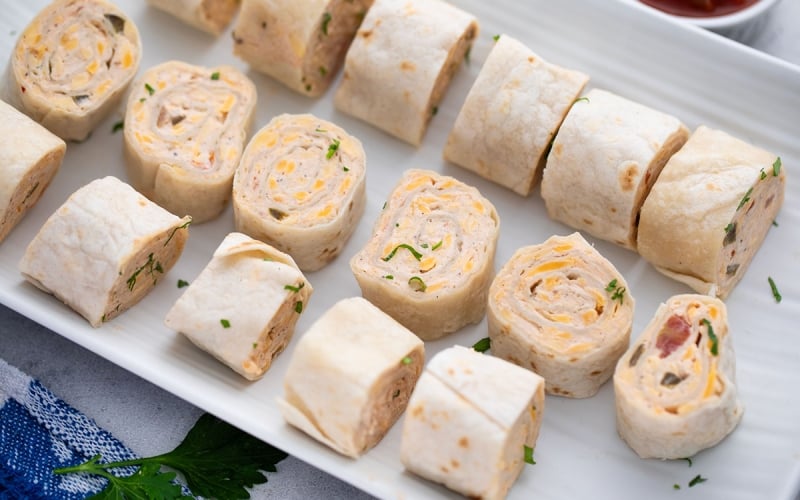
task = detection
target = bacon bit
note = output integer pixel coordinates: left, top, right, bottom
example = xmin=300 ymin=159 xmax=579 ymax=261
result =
xmin=655 ymin=315 xmax=691 ymax=358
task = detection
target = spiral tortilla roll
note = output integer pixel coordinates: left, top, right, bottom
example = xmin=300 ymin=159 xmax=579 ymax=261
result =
xmin=444 ymin=34 xmax=588 ymax=196
xmin=401 ymin=346 xmax=544 ymax=500
xmin=488 ymin=232 xmax=634 ymax=398
xmin=165 ymin=232 xmax=312 ymax=381
xmin=19 ymin=176 xmax=191 ymax=328
xmin=334 ymin=0 xmax=478 ymax=146
xmin=2 ymin=0 xmax=141 ymax=142
xmin=540 ymin=88 xmax=689 ymax=250
xmin=278 ymin=297 xmax=424 ymax=458
xmin=232 ymin=0 xmax=372 ymax=96
xmin=0 ymin=99 xmax=66 ymax=244
xmin=123 ymin=61 xmax=256 ymax=223
xmin=613 ymin=294 xmax=742 ymax=459
xmin=350 ymin=169 xmax=499 ymax=340
xmin=147 ymin=0 xmax=240 ymax=35
xmin=233 ymin=113 xmax=366 ymax=271
xmin=638 ymin=126 xmax=786 ymax=299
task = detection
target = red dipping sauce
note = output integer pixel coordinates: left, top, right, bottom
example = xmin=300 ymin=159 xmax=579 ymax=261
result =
xmin=639 ymin=0 xmax=760 ymax=17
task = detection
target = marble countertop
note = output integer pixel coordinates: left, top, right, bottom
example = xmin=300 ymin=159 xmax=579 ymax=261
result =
xmin=1 ymin=1 xmax=797 ymax=499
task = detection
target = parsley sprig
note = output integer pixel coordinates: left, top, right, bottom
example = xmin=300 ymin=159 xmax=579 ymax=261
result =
xmin=53 ymin=413 xmax=288 ymax=499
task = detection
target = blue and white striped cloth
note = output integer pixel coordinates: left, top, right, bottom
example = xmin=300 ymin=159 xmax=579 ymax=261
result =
xmin=0 ymin=358 xmax=137 ymax=499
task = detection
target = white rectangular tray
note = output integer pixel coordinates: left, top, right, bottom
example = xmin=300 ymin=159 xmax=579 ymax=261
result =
xmin=1 ymin=0 xmax=799 ymax=498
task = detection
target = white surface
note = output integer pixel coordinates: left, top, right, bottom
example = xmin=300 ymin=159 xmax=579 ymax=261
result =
xmin=1 ymin=1 xmax=799 ymax=499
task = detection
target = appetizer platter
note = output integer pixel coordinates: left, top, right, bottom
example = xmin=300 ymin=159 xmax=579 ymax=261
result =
xmin=1 ymin=0 xmax=799 ymax=498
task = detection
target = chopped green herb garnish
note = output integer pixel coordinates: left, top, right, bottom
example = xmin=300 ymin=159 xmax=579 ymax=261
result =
xmin=431 ymin=240 xmax=443 ymax=251
xmin=701 ymin=318 xmax=718 ymax=356
xmin=383 ymin=274 xmax=394 ymax=280
xmin=760 ymin=168 xmax=767 ymax=180
xmin=315 ymin=128 xmax=327 ymax=133
xmin=523 ymin=445 xmax=536 ymax=465
xmin=472 ymin=337 xmax=491 ymax=353
xmin=139 ymin=97 xmax=146 ymax=103
xmin=493 ymin=34 xmax=500 ymax=41
xmin=318 ymin=66 xmax=328 ymax=76
xmin=382 ymin=243 xmax=423 ymax=262
xmin=574 ymin=97 xmax=590 ymax=104
xmin=112 ymin=120 xmax=124 ymax=133
xmin=682 ymin=457 xmax=693 ymax=467
xmin=408 ymin=276 xmax=427 ymax=292
xmin=53 ymin=413 xmax=287 ymax=499
xmin=421 ymin=243 xmax=429 ymax=249
xmin=126 ymin=253 xmax=160 ymax=291
xmin=401 ymin=356 xmax=412 ymax=365
xmin=343 ymin=166 xmax=349 ymax=172
xmin=768 ymin=276 xmax=782 ymax=303
xmin=294 ymin=301 xmax=303 ymax=314
xmin=305 ymin=84 xmax=312 ymax=92
xmin=252 ymin=343 xmax=258 ymax=349
xmin=464 ymin=46 xmax=471 ymax=64
xmin=688 ymin=475 xmax=707 ymax=487
xmin=284 ymin=282 xmax=305 ymax=293
xmin=605 ymin=279 xmax=625 ymax=304
xmin=144 ymin=83 xmax=155 ymax=95
xmin=321 ymin=12 xmax=332 ymax=35
xmin=177 ymin=279 xmax=189 ymax=288
xmin=737 ymin=187 xmax=753 ymax=210
xmin=326 ymin=138 xmax=340 ymax=159
xmin=220 ymin=319 xmax=231 ymax=328
xmin=165 ymin=218 xmax=192 ymax=246
xmin=210 ymin=71 xmax=220 ymax=80
xmin=773 ymin=157 xmax=782 ymax=177
xmin=673 ymin=484 xmax=681 ymax=490
xmin=382 ymin=202 xmax=387 ymax=210
xmin=431 ymin=106 xmax=438 ymax=116
xmin=724 ymin=223 xmax=734 ymax=234
xmin=773 ymin=220 xmax=779 ymax=227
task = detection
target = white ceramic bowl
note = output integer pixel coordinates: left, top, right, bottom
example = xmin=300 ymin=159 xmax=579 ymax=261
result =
xmin=626 ymin=0 xmax=782 ymax=41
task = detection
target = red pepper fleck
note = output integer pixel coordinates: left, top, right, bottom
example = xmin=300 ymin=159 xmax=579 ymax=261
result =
xmin=20 ymin=86 xmax=26 ymax=93
xmin=655 ymin=314 xmax=691 ymax=358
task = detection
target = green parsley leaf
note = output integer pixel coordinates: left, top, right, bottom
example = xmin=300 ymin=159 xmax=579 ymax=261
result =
xmin=112 ymin=120 xmax=124 ymax=133
xmin=343 ymin=166 xmax=350 ymax=172
xmin=760 ymin=168 xmax=767 ymax=180
xmin=431 ymin=106 xmax=438 ymax=116
xmin=523 ymin=445 xmax=536 ymax=465
xmin=408 ymin=276 xmax=427 ymax=292
xmin=605 ymin=279 xmax=618 ymax=292
xmin=294 ymin=301 xmax=303 ymax=314
xmin=472 ymin=337 xmax=491 ymax=353
xmin=611 ymin=286 xmax=626 ymax=305
xmin=165 ymin=218 xmax=192 ymax=247
xmin=284 ymin=282 xmax=305 ymax=293
xmin=724 ymin=223 xmax=734 ymax=234
xmin=673 ymin=484 xmax=681 ymax=490
xmin=493 ymin=34 xmax=500 ymax=41
xmin=401 ymin=356 xmax=412 ymax=365
xmin=177 ymin=279 xmax=189 ymax=288
xmin=321 ymin=12 xmax=332 ymax=35
xmin=53 ymin=413 xmax=288 ymax=499
xmin=211 ymin=71 xmax=220 ymax=80
xmin=737 ymin=187 xmax=753 ymax=210
xmin=326 ymin=138 xmax=340 ymax=159
xmin=574 ymin=96 xmax=590 ymax=104
xmin=318 ymin=66 xmax=328 ymax=76
xmin=768 ymin=276 xmax=782 ymax=303
xmin=773 ymin=157 xmax=782 ymax=177
xmin=220 ymin=318 xmax=231 ymax=328
xmin=773 ymin=220 xmax=779 ymax=227
xmin=682 ymin=457 xmax=693 ymax=467
xmin=688 ymin=474 xmax=707 ymax=487
xmin=382 ymin=243 xmax=423 ymax=262
xmin=700 ymin=318 xmax=718 ymax=356
xmin=431 ymin=240 xmax=443 ymax=251
xmin=144 ymin=82 xmax=155 ymax=95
